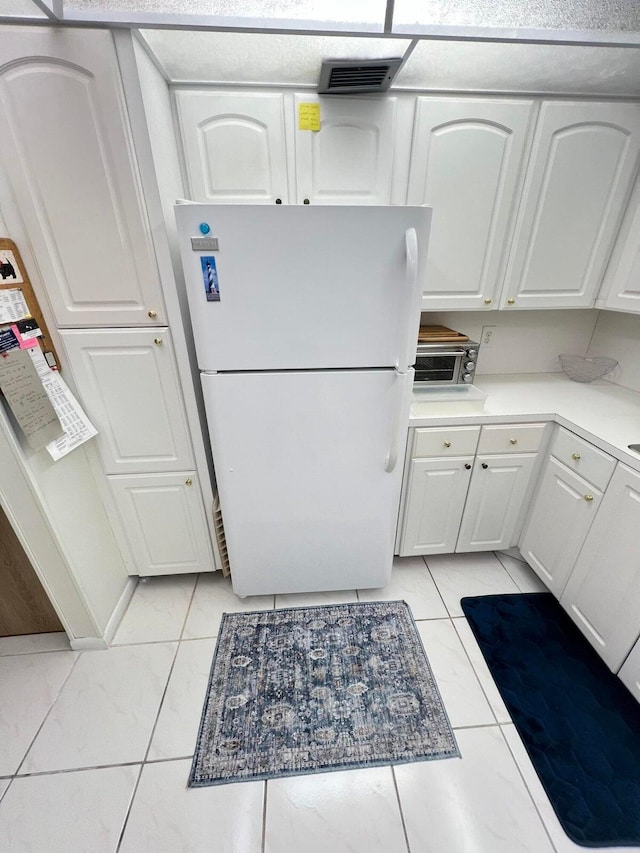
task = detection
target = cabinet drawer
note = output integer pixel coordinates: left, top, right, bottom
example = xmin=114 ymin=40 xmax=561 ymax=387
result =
xmin=477 ymin=423 xmax=547 ymax=454
xmin=549 ymin=426 xmax=616 ymax=491
xmin=412 ymin=426 xmax=480 ymax=458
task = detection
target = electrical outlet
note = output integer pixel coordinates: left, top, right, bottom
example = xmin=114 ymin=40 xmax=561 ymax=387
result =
xmin=481 ymin=325 xmax=496 ymax=348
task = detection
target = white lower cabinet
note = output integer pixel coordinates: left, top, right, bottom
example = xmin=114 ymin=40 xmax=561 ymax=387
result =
xmin=519 ymin=426 xmax=616 ymax=593
xmin=619 ymin=640 xmax=640 ymax=702
xmin=400 ymin=456 xmax=474 ymax=555
xmin=519 ymin=457 xmax=604 ymax=594
xmin=456 ymin=453 xmax=537 ymax=552
xmin=108 ymin=472 xmax=213 ymax=576
xmin=398 ymin=422 xmax=545 ymax=556
xmin=60 ymin=328 xmax=194 ymax=475
xmin=61 ymin=327 xmax=216 ymax=577
xmin=559 ymin=463 xmax=640 ymax=672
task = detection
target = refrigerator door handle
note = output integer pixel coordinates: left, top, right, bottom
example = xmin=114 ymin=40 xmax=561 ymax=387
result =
xmin=385 ymin=369 xmax=411 ymax=474
xmin=398 ymin=227 xmax=421 ymax=371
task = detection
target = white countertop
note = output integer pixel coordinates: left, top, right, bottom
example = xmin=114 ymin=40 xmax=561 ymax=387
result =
xmin=410 ymin=373 xmax=640 ymax=471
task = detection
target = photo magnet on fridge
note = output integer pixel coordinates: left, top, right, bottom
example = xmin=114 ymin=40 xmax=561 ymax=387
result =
xmin=201 ymin=256 xmax=220 ymax=302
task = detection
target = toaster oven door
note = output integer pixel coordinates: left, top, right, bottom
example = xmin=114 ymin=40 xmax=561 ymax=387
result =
xmin=414 ymin=351 xmax=462 ymax=384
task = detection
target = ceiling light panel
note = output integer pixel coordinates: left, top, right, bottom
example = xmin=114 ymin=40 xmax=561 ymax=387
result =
xmin=65 ymin=0 xmax=388 ymax=31
xmin=393 ymin=0 xmax=640 ymax=35
xmin=0 ymin=0 xmax=47 ymax=18
xmin=395 ymin=39 xmax=640 ymax=95
xmin=140 ymin=30 xmax=410 ymax=84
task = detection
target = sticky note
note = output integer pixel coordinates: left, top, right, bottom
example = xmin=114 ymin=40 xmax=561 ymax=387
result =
xmin=298 ymin=102 xmax=321 ymax=131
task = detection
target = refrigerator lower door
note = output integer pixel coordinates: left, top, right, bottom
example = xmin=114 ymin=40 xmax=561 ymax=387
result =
xmin=201 ymin=369 xmax=411 ymax=596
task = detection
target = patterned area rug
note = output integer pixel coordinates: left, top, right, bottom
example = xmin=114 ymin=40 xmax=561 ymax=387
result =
xmin=189 ymin=600 xmax=459 ymax=787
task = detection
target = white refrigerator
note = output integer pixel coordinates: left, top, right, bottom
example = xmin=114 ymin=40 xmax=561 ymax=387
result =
xmin=175 ymin=204 xmax=431 ymax=596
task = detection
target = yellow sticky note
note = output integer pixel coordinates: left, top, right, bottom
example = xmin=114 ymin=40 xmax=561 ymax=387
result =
xmin=298 ymin=102 xmax=321 ymax=132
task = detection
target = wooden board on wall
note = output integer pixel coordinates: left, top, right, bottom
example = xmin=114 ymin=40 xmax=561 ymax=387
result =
xmin=0 ymin=238 xmax=61 ymax=369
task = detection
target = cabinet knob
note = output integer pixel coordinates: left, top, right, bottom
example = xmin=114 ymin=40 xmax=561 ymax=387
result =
xmin=465 ymin=463 xmax=471 ymax=470
xmin=571 ymin=452 xmax=581 ymax=460
xmin=303 ymin=198 xmax=310 ymax=205
xmin=509 ymin=438 xmax=518 ymax=445
xmin=507 ymin=298 xmax=516 ymax=305
xmin=584 ymin=494 xmax=594 ymax=502
xmin=148 ymin=310 xmax=157 ymax=319
xmin=481 ymin=462 xmax=488 ymax=469
xmin=275 ymin=198 xmax=282 ymax=204
xmin=185 ymin=478 xmax=193 ymax=486
xmin=483 ymin=298 xmax=492 ymax=305
xmin=154 ymin=338 xmax=163 ymax=346
xmin=444 ymin=440 xmax=451 ymax=448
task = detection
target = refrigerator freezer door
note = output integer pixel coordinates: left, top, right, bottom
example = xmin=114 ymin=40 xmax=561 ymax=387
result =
xmin=176 ymin=204 xmax=430 ymax=372
xmin=202 ymin=368 xmax=412 ymax=596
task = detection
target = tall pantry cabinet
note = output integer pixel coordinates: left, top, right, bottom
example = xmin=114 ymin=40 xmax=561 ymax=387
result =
xmin=0 ymin=26 xmax=218 ymax=577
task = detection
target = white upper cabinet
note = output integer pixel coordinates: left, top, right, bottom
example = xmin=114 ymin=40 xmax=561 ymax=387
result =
xmin=0 ymin=28 xmax=165 ymax=328
xmin=60 ymin=328 xmax=194 ymax=476
xmin=407 ymin=97 xmax=535 ymax=310
xmin=294 ymin=94 xmax=397 ymax=204
xmin=175 ymin=91 xmax=290 ymax=204
xmin=598 ymin=173 xmax=640 ymax=314
xmin=501 ymin=101 xmax=640 ymax=309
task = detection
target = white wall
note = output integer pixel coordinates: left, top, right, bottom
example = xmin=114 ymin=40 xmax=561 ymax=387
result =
xmin=421 ymin=309 xmax=600 ymax=375
xmin=587 ymin=310 xmax=640 ymax=393
xmin=0 ymin=180 xmax=131 ymax=641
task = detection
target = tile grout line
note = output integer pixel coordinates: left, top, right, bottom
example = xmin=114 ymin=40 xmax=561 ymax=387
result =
xmin=110 ymin=570 xmax=200 ymax=853
xmin=494 ymin=551 xmax=526 ymax=592
xmin=261 ymin=780 xmax=268 ymax=853
xmin=115 ymin=763 xmax=145 ymax=853
xmin=450 ymin=616 xmax=504 ymax=728
xmin=178 ymin=573 xmax=202 ymax=644
xmin=15 ymin=760 xmax=145 ymax=779
xmin=391 ymin=765 xmax=413 ymax=853
xmin=12 ymin=650 xmax=83 ymax=779
xmin=140 ymin=641 xmax=182 ymax=766
xmin=496 ymin=725 xmax=560 ymax=853
xmin=0 ymin=645 xmax=72 ymax=659
xmin=421 ymin=556 xmax=455 ymax=618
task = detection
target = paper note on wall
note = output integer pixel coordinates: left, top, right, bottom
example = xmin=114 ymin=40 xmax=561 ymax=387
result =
xmin=0 ymin=347 xmax=64 ymax=450
xmin=298 ymin=102 xmax=321 ymax=131
xmin=0 ymin=250 xmax=24 ymax=285
xmin=0 ymin=288 xmax=30 ymax=324
xmin=26 ymin=347 xmax=98 ymax=460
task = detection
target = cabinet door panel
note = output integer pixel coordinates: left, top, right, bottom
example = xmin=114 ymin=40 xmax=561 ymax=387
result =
xmin=176 ymin=91 xmax=289 ymax=204
xmin=408 ymin=97 xmax=534 ymax=310
xmin=109 ymin=472 xmax=214 ymax=576
xmin=600 ymin=177 xmax=640 ymax=314
xmin=502 ymin=101 xmax=640 ymax=309
xmin=399 ymin=457 xmax=472 ymax=556
xmin=519 ymin=457 xmax=602 ymax=595
xmin=0 ymin=28 xmax=165 ymax=327
xmin=295 ymin=95 xmax=396 ymax=204
xmin=619 ymin=639 xmax=640 ymax=702
xmin=60 ymin=328 xmax=193 ymax=475
xmin=457 ymin=453 xmax=537 ymax=552
xmin=560 ymin=463 xmax=640 ymax=671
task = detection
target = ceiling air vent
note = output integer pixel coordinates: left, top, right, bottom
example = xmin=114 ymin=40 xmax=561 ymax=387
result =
xmin=318 ymin=58 xmax=403 ymax=95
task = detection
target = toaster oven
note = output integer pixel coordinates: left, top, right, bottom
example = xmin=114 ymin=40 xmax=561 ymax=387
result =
xmin=414 ymin=340 xmax=480 ymax=386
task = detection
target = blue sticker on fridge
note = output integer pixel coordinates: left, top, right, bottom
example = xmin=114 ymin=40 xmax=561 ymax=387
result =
xmin=201 ymin=256 xmax=220 ymax=302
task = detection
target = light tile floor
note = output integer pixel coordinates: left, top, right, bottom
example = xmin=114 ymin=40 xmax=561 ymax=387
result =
xmin=0 ymin=552 xmax=637 ymax=852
